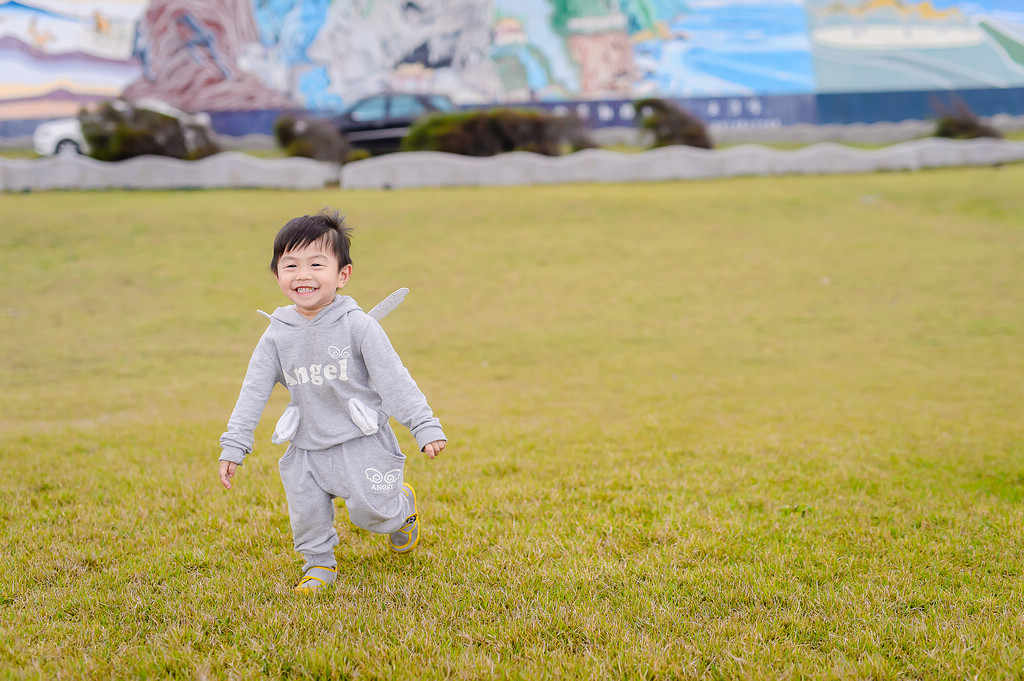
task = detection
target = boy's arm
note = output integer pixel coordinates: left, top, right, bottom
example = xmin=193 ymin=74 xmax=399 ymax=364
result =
xmin=360 ymin=318 xmax=446 ymax=451
xmin=219 ymin=339 xmax=281 ymax=468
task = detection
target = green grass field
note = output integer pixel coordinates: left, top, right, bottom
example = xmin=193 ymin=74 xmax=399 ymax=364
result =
xmin=2 ymin=166 xmax=1023 ymax=679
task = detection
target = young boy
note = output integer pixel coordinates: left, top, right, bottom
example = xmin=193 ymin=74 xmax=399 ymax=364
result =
xmin=218 ymin=209 xmax=446 ymax=593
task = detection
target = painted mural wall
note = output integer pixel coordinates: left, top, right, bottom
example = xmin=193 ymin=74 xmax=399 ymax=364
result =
xmin=2 ymin=0 xmax=1023 ymax=125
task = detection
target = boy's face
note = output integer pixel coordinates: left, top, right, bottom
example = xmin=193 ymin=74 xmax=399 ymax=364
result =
xmin=275 ymin=240 xmax=351 ymax=321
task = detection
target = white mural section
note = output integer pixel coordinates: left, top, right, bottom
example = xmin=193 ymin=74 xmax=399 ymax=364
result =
xmin=308 ymin=1 xmax=502 ymax=105
xmin=805 ymin=0 xmax=1024 ymax=92
xmin=0 ymin=0 xmax=144 ymax=118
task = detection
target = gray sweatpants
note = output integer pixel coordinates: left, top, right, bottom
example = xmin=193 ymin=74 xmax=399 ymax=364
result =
xmin=278 ymin=425 xmax=411 ymax=571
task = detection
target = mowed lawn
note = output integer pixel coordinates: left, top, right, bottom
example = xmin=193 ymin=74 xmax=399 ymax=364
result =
xmin=1 ymin=166 xmax=1023 ymax=679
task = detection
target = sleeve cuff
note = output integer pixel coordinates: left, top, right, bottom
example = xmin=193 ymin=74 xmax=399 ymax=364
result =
xmin=414 ymin=426 xmax=446 ymax=452
xmin=219 ymin=449 xmax=247 ymax=465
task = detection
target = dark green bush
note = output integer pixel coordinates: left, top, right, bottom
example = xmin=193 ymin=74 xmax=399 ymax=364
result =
xmin=403 ymin=108 xmax=593 ymax=157
xmin=79 ymin=100 xmax=219 ymax=161
xmin=274 ymin=115 xmax=350 ymax=163
xmin=274 ymin=115 xmax=297 ymax=149
xmin=634 ymin=98 xmax=713 ymax=150
xmin=558 ymin=112 xmax=599 ymax=153
xmin=932 ymin=96 xmax=1002 ymax=140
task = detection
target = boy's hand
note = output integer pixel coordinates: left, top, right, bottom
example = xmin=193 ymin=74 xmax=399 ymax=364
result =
xmin=219 ymin=460 xmax=239 ymax=489
xmin=423 ymin=440 xmax=446 ymax=459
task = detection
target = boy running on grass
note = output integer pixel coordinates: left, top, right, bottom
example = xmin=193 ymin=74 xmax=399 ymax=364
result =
xmin=218 ymin=209 xmax=446 ymax=593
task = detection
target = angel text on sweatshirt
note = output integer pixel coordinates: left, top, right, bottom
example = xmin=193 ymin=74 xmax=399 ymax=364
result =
xmin=220 ymin=294 xmax=445 ymax=464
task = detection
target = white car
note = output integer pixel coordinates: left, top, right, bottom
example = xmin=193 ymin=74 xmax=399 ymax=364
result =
xmin=32 ymin=99 xmax=214 ymax=157
xmin=33 ymin=117 xmax=87 ymax=156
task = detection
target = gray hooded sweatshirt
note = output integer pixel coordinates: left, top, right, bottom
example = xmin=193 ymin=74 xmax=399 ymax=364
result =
xmin=220 ymin=294 xmax=445 ymax=464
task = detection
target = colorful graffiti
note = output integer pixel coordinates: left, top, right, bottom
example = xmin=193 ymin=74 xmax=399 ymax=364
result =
xmin=1 ymin=0 xmax=1023 ymax=123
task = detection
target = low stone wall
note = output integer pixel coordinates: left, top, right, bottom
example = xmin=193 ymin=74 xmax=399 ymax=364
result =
xmin=0 ymin=151 xmax=339 ymax=192
xmin=2 ymin=138 xmax=1022 ymax=192
xmin=341 ymin=138 xmax=1024 ymax=189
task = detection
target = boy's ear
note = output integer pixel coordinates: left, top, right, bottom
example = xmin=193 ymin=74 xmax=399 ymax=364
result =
xmin=337 ymin=264 xmax=353 ymax=288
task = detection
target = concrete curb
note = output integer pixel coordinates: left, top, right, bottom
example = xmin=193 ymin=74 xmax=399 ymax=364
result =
xmin=2 ymin=139 xmax=1021 ymax=192
xmin=341 ymin=138 xmax=1024 ymax=189
xmin=0 ymin=151 xmax=339 ymax=192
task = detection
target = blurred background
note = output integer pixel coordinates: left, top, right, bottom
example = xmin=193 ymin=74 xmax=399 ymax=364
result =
xmin=3 ymin=0 xmax=1024 ymax=158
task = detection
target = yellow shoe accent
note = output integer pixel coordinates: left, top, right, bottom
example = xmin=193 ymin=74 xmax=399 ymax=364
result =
xmin=389 ymin=483 xmax=419 ymax=554
xmin=294 ymin=566 xmax=336 ymax=593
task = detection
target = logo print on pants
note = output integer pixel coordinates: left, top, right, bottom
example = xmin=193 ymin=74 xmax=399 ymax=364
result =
xmin=366 ymin=468 xmax=401 ymax=491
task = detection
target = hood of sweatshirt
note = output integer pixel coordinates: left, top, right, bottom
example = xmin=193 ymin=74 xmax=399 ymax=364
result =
xmin=264 ymin=294 xmax=362 ymax=327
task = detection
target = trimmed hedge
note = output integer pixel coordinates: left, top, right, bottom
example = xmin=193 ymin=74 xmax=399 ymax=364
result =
xmin=274 ymin=115 xmax=350 ymax=163
xmin=634 ymin=98 xmax=713 ymax=150
xmin=932 ymin=96 xmax=1002 ymax=140
xmin=80 ymin=100 xmax=219 ymax=162
xmin=403 ymin=108 xmax=594 ymax=157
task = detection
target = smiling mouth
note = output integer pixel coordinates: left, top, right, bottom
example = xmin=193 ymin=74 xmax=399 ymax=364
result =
xmin=296 ymin=286 xmax=318 ymax=294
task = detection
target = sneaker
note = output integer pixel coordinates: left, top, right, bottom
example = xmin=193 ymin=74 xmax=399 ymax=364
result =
xmin=389 ymin=483 xmax=419 ymax=553
xmin=294 ymin=566 xmax=336 ymax=593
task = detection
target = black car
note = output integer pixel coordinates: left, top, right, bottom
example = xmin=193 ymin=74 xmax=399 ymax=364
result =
xmin=336 ymin=93 xmax=456 ymax=155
